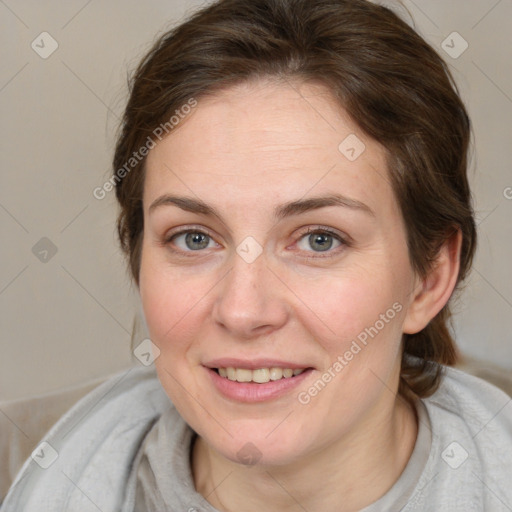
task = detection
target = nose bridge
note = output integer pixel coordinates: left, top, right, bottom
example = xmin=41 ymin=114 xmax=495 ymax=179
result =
xmin=212 ymin=248 xmax=288 ymax=338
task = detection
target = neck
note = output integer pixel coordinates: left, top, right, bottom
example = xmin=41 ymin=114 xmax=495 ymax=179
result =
xmin=191 ymin=393 xmax=418 ymax=512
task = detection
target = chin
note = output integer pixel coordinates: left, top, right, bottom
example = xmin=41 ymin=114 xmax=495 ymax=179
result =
xmin=202 ymin=422 xmax=313 ymax=468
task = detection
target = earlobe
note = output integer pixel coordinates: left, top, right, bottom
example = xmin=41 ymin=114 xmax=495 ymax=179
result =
xmin=402 ymin=229 xmax=462 ymax=335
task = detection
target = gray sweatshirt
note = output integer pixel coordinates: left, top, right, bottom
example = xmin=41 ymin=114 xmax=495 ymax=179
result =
xmin=1 ymin=360 xmax=511 ymax=511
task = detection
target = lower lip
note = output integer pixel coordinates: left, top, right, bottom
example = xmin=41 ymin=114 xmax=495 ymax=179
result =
xmin=205 ymin=367 xmax=314 ymax=403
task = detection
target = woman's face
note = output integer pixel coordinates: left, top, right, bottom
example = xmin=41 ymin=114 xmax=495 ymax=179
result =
xmin=140 ymin=79 xmax=418 ymax=466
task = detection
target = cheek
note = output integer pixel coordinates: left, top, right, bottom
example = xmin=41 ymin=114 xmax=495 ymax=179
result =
xmin=140 ymin=269 xmax=203 ymax=346
xmin=292 ymin=267 xmax=400 ymax=344
xmin=139 ymin=249 xmax=192 ymax=347
xmin=139 ymin=256 xmax=211 ymax=412
xmin=290 ymin=266 xmax=406 ymax=401
xmin=139 ymin=247 xmax=226 ymax=371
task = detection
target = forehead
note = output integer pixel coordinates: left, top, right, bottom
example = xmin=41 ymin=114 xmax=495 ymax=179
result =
xmin=143 ymin=79 xmax=393 ymax=217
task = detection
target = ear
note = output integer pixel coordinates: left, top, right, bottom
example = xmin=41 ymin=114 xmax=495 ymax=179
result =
xmin=402 ymin=229 xmax=462 ymax=335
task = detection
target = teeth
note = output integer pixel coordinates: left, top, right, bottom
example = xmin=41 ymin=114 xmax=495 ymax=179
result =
xmin=236 ymin=368 xmax=253 ymax=382
xmin=217 ymin=367 xmax=306 ymax=384
xmin=252 ymin=368 xmax=270 ymax=383
xmin=269 ymin=368 xmax=283 ymax=380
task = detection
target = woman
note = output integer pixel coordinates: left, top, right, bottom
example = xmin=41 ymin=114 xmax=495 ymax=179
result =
xmin=2 ymin=0 xmax=511 ymax=510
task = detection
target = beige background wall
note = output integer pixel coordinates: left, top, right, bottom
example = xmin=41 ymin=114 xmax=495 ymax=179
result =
xmin=1 ymin=0 xmax=511 ymax=401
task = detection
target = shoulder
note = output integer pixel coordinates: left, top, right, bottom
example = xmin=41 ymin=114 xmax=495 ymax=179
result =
xmin=1 ymin=365 xmax=174 ymax=511
xmin=408 ymin=363 xmax=512 ymax=510
xmin=423 ymin=363 xmax=512 ymax=453
xmin=425 ymin=363 xmax=512 ymax=432
xmin=39 ymin=364 xmax=171 ymax=446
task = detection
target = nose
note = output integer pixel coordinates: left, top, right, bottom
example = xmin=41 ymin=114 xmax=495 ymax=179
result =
xmin=212 ymin=249 xmax=290 ymax=339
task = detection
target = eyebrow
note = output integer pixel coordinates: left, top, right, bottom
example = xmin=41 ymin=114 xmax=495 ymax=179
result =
xmin=148 ymin=193 xmax=375 ymax=221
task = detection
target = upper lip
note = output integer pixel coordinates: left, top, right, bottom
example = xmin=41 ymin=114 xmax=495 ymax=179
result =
xmin=203 ymin=358 xmax=313 ymax=370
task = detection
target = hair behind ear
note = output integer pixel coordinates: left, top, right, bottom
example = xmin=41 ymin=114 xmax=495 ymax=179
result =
xmin=400 ymin=307 xmax=459 ymax=400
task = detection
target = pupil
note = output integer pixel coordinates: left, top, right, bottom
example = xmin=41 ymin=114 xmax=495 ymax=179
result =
xmin=186 ymin=232 xmax=209 ymax=250
xmin=310 ymin=233 xmax=332 ymax=252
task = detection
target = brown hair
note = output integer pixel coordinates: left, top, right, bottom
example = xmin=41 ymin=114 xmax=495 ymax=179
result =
xmin=113 ymin=0 xmax=477 ymax=399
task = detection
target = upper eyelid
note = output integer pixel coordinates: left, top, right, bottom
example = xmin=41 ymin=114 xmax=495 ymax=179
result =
xmin=165 ymin=225 xmax=345 ymax=241
xmin=164 ymin=225 xmax=216 ymax=243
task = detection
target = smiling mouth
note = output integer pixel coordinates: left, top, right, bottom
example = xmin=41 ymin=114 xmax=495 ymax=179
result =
xmin=213 ymin=367 xmax=311 ymax=384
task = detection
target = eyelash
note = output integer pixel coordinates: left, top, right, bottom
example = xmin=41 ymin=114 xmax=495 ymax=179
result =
xmin=162 ymin=225 xmax=349 ymax=259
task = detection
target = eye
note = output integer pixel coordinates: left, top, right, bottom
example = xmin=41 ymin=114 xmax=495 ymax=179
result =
xmin=163 ymin=225 xmax=348 ymax=258
xmin=165 ymin=229 xmax=218 ymax=253
xmin=295 ymin=227 xmax=347 ymax=256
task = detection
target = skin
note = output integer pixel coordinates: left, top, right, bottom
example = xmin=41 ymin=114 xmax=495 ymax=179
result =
xmin=139 ymin=78 xmax=462 ymax=511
